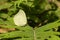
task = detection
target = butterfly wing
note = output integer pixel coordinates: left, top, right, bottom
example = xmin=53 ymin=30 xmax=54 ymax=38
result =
xmin=13 ymin=9 xmax=27 ymax=26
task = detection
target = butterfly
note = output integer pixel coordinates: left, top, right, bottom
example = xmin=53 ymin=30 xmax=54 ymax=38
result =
xmin=13 ymin=9 xmax=27 ymax=26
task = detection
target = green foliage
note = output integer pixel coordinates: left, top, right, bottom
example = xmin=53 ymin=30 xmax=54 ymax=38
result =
xmin=55 ymin=8 xmax=60 ymax=19
xmin=0 ymin=0 xmax=60 ymax=40
xmin=35 ymin=20 xmax=60 ymax=40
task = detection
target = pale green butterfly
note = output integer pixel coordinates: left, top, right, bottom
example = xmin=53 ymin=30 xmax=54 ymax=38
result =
xmin=13 ymin=9 xmax=27 ymax=26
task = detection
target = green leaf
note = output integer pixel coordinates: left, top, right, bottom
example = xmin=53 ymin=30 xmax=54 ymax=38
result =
xmin=35 ymin=20 xmax=60 ymax=40
xmin=0 ymin=3 xmax=12 ymax=10
xmin=55 ymin=8 xmax=60 ymax=18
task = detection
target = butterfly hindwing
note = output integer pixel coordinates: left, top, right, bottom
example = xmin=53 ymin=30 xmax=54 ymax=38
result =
xmin=13 ymin=9 xmax=27 ymax=26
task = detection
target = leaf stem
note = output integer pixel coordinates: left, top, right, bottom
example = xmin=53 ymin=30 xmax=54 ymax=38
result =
xmin=33 ymin=28 xmax=36 ymax=40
